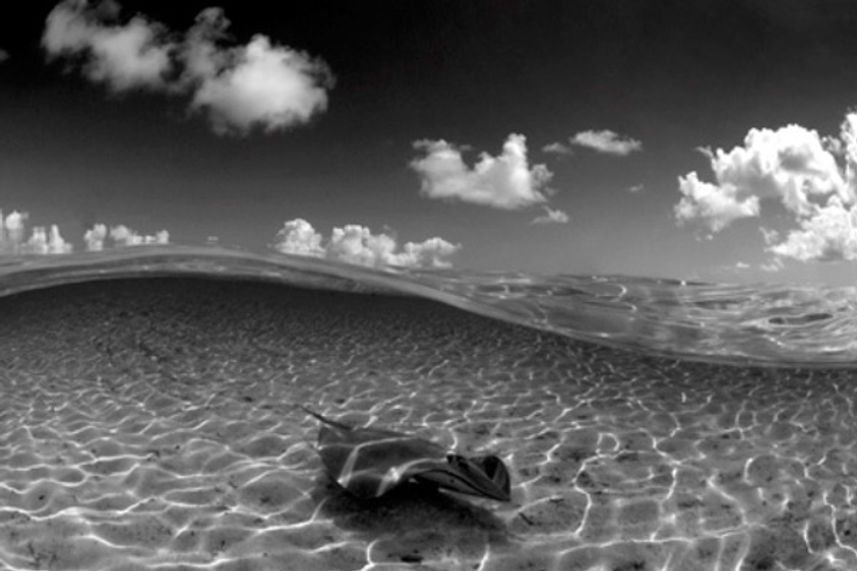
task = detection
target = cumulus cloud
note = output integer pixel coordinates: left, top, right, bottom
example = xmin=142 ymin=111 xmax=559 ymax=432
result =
xmin=569 ymin=129 xmax=642 ymax=156
xmin=273 ymin=218 xmax=323 ymax=257
xmin=108 ymin=224 xmax=169 ymax=247
xmin=182 ymin=9 xmax=331 ymax=135
xmin=81 ymin=223 xmax=170 ymax=251
xmin=26 ymin=226 xmax=73 ymax=255
xmin=0 ymin=212 xmax=173 ymax=255
xmin=84 ymin=223 xmax=107 ymax=251
xmin=0 ymin=210 xmax=73 ymax=255
xmin=675 ymin=115 xmax=857 ymax=262
xmin=42 ymin=1 xmax=332 ymax=135
xmin=273 ymin=218 xmax=460 ymax=269
xmin=675 ymin=171 xmax=761 ymax=233
xmin=767 ymin=197 xmax=857 ymax=261
xmin=43 ymin=0 xmax=173 ymax=91
xmin=531 ymin=206 xmax=569 ymax=225
xmin=410 ymin=134 xmax=552 ymax=210
xmin=1 ymin=210 xmax=28 ymax=248
xmin=392 ymin=237 xmax=461 ymax=269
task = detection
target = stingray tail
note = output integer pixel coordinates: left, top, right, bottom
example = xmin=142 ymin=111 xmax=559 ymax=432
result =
xmin=298 ymin=405 xmax=353 ymax=431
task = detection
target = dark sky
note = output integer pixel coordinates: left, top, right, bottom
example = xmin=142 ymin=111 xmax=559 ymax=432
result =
xmin=2 ymin=1 xmax=857 ymax=283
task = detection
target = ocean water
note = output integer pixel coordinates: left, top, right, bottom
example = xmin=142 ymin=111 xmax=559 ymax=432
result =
xmin=1 ymin=246 xmax=856 ymax=571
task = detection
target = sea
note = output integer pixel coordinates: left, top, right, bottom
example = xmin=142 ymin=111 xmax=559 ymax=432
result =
xmin=0 ymin=245 xmax=855 ymax=571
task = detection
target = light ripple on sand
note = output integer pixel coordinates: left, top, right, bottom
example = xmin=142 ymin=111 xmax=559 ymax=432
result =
xmin=2 ymin=278 xmax=857 ymax=569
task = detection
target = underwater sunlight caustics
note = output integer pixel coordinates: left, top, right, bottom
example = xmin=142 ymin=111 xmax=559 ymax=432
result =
xmin=1 ymin=247 xmax=857 ymax=571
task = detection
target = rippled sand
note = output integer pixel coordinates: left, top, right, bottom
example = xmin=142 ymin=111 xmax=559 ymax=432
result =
xmin=1 ymin=277 xmax=856 ymax=570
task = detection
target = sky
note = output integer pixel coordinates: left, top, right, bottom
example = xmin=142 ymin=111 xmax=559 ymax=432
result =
xmin=1 ymin=1 xmax=857 ymax=284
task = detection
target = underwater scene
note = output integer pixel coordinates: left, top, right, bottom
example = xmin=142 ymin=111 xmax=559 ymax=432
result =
xmin=1 ymin=247 xmax=856 ymax=571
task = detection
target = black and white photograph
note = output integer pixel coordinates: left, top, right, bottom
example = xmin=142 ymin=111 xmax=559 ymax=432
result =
xmin=1 ymin=2 xmax=857 ymax=569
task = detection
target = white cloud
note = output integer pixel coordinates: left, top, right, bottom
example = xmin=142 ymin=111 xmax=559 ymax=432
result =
xmin=531 ymin=206 xmax=569 ymax=225
xmin=410 ymin=134 xmax=552 ymax=210
xmin=25 ymin=225 xmax=73 ymax=255
xmin=326 ymin=225 xmax=399 ymax=267
xmin=542 ymin=142 xmax=573 ymax=156
xmin=675 ymin=114 xmax=857 ymax=262
xmin=0 ymin=213 xmax=172 ymax=255
xmin=182 ymin=9 xmax=331 ymax=135
xmin=109 ymin=224 xmax=169 ymax=247
xmin=84 ymin=223 xmax=107 ymax=251
xmin=675 ymin=171 xmax=761 ymax=233
xmin=43 ymin=0 xmax=173 ymax=91
xmin=767 ymin=196 xmax=857 ymax=261
xmin=0 ymin=210 xmax=73 ymax=255
xmin=82 ymin=223 xmax=169 ymax=250
xmin=679 ymin=125 xmax=851 ymax=223
xmin=2 ymin=210 xmax=28 ymax=247
xmin=392 ymin=237 xmax=461 ymax=269
xmin=327 ymin=225 xmax=460 ymax=268
xmin=570 ymin=129 xmax=642 ymax=156
xmin=42 ymin=1 xmax=332 ymax=135
xmin=0 ymin=210 xmax=27 ymax=253
xmin=273 ymin=218 xmax=460 ymax=269
xmin=273 ymin=218 xmax=324 ymax=257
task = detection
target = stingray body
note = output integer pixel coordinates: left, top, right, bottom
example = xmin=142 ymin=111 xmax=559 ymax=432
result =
xmin=302 ymin=407 xmax=511 ymax=502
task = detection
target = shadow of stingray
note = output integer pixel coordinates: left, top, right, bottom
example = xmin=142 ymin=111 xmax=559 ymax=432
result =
xmin=312 ymin=475 xmax=509 ymax=564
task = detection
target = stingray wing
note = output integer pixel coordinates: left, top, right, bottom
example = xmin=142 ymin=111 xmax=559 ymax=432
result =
xmin=413 ymin=454 xmax=512 ymax=502
xmin=315 ymin=420 xmax=448 ymax=499
xmin=304 ymin=407 xmax=511 ymax=501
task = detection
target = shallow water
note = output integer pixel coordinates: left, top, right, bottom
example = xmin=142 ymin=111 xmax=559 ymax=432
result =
xmin=1 ymin=248 xmax=856 ymax=570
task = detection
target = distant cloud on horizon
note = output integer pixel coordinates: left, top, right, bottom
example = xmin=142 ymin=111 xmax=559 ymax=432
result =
xmin=42 ymin=0 xmax=333 ymax=135
xmin=109 ymin=224 xmax=170 ymax=247
xmin=0 ymin=208 xmax=173 ymax=256
xmin=83 ymin=223 xmax=107 ymax=251
xmin=28 ymin=225 xmax=73 ymax=254
xmin=674 ymin=114 xmax=857 ymax=263
xmin=1 ymin=210 xmax=27 ymax=246
xmin=1 ymin=208 xmax=448 ymax=268
xmin=0 ymin=209 xmax=72 ymax=255
xmin=273 ymin=218 xmax=460 ymax=269
xmin=84 ymin=223 xmax=170 ymax=250
xmin=410 ymin=133 xmax=553 ymax=211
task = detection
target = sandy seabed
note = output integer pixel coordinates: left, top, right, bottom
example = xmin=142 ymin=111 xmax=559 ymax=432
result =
xmin=1 ymin=277 xmax=856 ymax=571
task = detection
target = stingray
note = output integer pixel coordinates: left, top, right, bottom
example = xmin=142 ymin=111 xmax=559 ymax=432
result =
xmin=301 ymin=406 xmax=511 ymax=502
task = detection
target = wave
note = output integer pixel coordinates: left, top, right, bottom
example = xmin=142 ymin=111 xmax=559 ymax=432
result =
xmin=1 ymin=245 xmax=855 ymax=367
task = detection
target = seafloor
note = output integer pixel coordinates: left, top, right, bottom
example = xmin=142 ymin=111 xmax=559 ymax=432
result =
xmin=0 ymin=277 xmax=855 ymax=571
